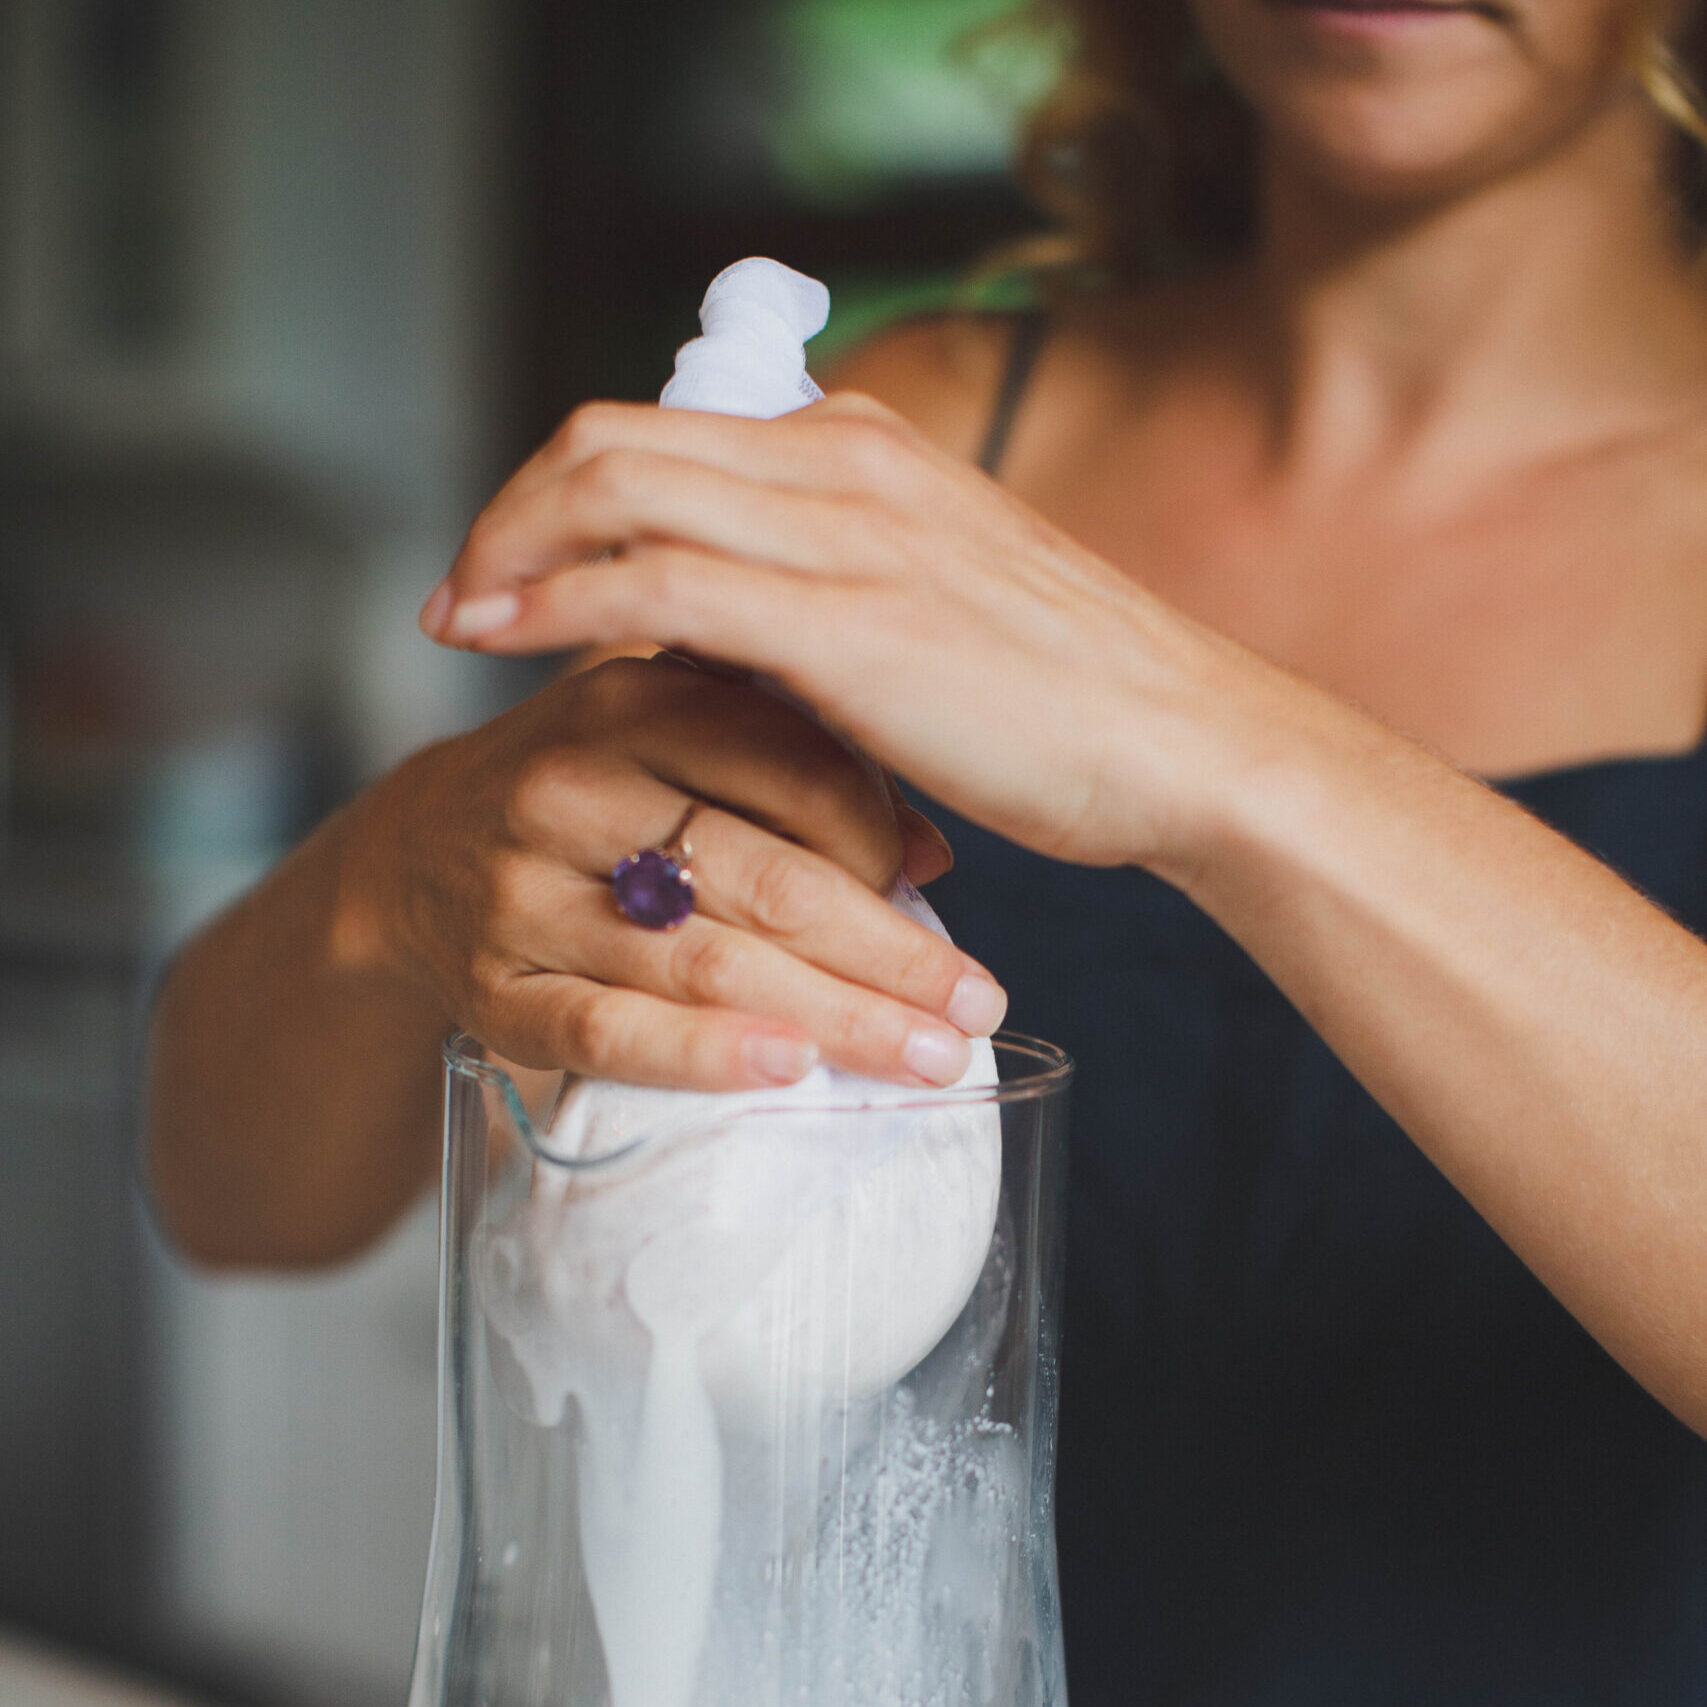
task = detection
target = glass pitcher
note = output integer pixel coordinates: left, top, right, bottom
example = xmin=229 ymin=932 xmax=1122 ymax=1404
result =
xmin=408 ymin=1031 xmax=1072 ymax=1707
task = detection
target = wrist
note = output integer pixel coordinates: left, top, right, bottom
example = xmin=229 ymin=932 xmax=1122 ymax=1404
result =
xmin=325 ymin=746 xmax=450 ymax=1002
xmin=1131 ymin=636 xmax=1408 ymax=909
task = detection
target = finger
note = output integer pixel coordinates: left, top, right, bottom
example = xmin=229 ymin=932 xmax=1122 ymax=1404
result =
xmin=441 ymin=451 xmax=859 ymax=617
xmin=531 ymin=392 xmax=950 ymax=495
xmin=493 ymin=804 xmax=1001 ymax=1039
xmin=619 ymin=668 xmax=903 ymax=889
xmin=565 ymin=902 xmax=977 ymax=1087
xmin=678 ymin=807 xmax=989 ymax=1022
xmin=473 ymin=967 xmax=821 ymax=1091
xmin=419 ymin=394 xmax=964 ymax=640
xmin=513 ymin=658 xmax=905 ymax=891
xmin=434 ymin=542 xmax=830 ymax=668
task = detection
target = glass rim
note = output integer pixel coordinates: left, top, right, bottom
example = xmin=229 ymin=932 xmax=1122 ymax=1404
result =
xmin=443 ymin=1029 xmax=1073 ymax=1171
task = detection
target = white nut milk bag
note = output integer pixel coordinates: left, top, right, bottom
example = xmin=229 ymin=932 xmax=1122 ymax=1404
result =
xmin=478 ymin=260 xmax=1001 ymax=1707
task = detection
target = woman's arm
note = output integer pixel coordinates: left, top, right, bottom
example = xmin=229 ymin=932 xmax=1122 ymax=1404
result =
xmin=420 ymin=392 xmax=1707 ymax=1434
xmin=145 ymin=657 xmax=1005 ymax=1269
xmin=1182 ymin=686 xmax=1707 ymax=1436
xmin=146 ymin=799 xmax=450 ymax=1268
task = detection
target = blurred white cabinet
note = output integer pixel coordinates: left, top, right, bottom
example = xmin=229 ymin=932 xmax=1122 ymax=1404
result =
xmin=1 ymin=0 xmax=505 ymax=519
xmin=148 ymin=1205 xmax=442 ymax=1707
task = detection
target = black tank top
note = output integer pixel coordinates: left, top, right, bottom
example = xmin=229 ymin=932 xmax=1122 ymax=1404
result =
xmin=929 ymin=315 xmax=1707 ymax=1704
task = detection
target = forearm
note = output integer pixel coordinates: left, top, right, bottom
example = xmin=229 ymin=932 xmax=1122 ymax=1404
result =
xmin=145 ymin=800 xmax=449 ymax=1269
xmin=1172 ymin=683 xmax=1707 ymax=1433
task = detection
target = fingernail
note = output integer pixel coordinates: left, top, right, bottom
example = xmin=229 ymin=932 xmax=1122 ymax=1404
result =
xmin=744 ymin=1034 xmax=819 ymax=1085
xmin=909 ymin=809 xmax=954 ymax=860
xmin=900 ymin=808 xmax=955 ymax=884
xmin=945 ymin=973 xmax=1007 ymax=1038
xmin=448 ymin=592 xmax=521 ymax=641
xmin=904 ymin=1027 xmax=972 ymax=1087
xmin=418 ymin=580 xmax=452 ymax=637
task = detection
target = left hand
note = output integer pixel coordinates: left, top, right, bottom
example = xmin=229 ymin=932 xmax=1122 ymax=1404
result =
xmin=421 ymin=393 xmax=1265 ymax=872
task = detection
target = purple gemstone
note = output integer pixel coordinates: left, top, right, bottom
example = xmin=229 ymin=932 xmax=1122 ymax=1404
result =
xmin=612 ymin=848 xmax=695 ymax=929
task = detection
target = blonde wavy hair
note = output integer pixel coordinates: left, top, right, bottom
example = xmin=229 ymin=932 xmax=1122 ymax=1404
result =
xmin=1003 ymin=0 xmax=1707 ymax=282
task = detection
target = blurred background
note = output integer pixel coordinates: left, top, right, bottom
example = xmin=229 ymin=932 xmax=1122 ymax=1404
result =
xmin=0 ymin=1 xmax=1052 ymax=1703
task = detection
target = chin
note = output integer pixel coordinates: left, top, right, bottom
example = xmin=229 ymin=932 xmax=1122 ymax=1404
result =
xmin=1259 ymin=75 xmax=1586 ymax=207
xmin=1192 ymin=0 xmax=1649 ymax=212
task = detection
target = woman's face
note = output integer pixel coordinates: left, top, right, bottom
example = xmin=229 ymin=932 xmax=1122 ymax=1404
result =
xmin=1189 ymin=0 xmax=1670 ymax=206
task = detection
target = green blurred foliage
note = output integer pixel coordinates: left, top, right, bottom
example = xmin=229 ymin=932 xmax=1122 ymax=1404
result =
xmin=811 ymin=266 xmax=1039 ymax=369
xmin=764 ymin=0 xmax=1063 ymax=207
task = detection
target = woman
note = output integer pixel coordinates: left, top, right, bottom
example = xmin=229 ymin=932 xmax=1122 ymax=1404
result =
xmin=152 ymin=0 xmax=1707 ymax=1697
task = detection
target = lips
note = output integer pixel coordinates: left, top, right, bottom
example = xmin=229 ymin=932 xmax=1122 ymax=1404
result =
xmin=1269 ymin=0 xmax=1502 ymax=16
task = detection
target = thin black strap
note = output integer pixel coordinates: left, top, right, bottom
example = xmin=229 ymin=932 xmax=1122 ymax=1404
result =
xmin=976 ymin=309 xmax=1050 ymax=478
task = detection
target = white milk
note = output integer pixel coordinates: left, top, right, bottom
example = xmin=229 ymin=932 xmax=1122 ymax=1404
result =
xmin=479 ymin=898 xmax=1001 ymax=1707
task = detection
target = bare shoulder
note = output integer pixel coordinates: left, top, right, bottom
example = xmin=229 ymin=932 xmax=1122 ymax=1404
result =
xmin=816 ymin=313 xmax=1020 ymax=461
xmin=814 ymin=279 xmax=1227 ymax=475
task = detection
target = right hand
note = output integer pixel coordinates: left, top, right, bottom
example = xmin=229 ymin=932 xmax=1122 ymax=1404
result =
xmin=332 ymin=654 xmax=1007 ymax=1090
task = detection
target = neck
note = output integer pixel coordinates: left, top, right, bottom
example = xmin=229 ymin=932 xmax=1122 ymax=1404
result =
xmin=1231 ymin=97 xmax=1707 ymax=491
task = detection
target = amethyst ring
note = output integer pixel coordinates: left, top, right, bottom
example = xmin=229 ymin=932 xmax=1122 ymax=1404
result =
xmin=612 ymin=802 xmax=701 ymax=930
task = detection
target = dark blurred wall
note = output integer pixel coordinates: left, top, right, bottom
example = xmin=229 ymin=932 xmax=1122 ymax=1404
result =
xmin=511 ymin=0 xmax=1040 ymax=441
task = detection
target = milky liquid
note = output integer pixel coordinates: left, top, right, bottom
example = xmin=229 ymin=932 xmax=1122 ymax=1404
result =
xmin=477 ymin=891 xmax=1006 ymax=1707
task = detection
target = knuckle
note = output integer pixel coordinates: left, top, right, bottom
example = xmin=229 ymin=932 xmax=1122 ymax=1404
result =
xmin=484 ymin=850 xmax=541 ymax=925
xmin=835 ymin=418 xmax=907 ymax=485
xmin=567 ymin=990 xmax=628 ymax=1075
xmin=745 ymin=847 xmax=820 ymax=937
xmin=821 ymin=389 xmax=897 ymax=424
xmin=891 ymin=928 xmax=958 ymax=1005
xmin=835 ymin=990 xmax=912 ymax=1066
xmin=573 ymin=654 xmax=648 ymax=721
xmin=505 ymin=751 xmax=570 ymax=837
xmin=458 ymin=507 xmax=507 ymax=575
xmin=669 ymin=926 xmax=744 ymax=1003
xmin=639 ymin=547 xmax=700 ymax=611
xmin=550 ymin=400 xmax=620 ymax=465
xmin=578 ymin=447 xmax=632 ymax=504
xmin=464 ymin=959 xmax=521 ymax=1044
